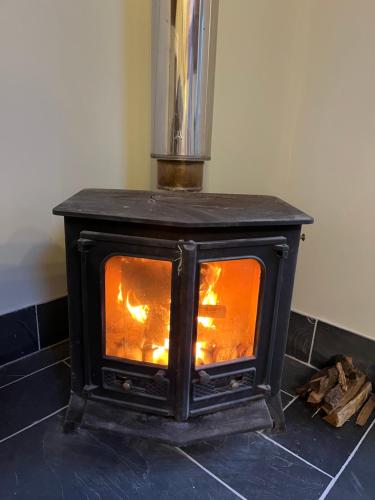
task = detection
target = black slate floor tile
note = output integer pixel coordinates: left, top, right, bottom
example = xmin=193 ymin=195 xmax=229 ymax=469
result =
xmin=0 ymin=306 xmax=39 ymax=365
xmin=0 ymin=340 xmax=69 ymax=388
xmin=281 ymin=390 xmax=294 ymax=409
xmin=311 ymin=321 xmax=375 ymax=383
xmin=0 ymin=362 xmax=70 ymax=440
xmin=287 ymin=311 xmax=316 ymax=362
xmin=282 ymin=355 xmax=317 ymax=395
xmin=183 ymin=432 xmax=330 ymax=499
xmin=273 ymin=397 xmax=373 ymax=477
xmin=0 ymin=414 xmax=237 ymax=500
xmin=37 ymin=296 xmax=69 ymax=348
xmin=326 ymin=420 xmax=375 ymax=499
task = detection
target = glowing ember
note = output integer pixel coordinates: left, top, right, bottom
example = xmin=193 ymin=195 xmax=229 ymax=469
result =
xmin=152 ymin=338 xmax=169 ymax=365
xmin=125 ymin=291 xmax=149 ymax=324
xmin=151 ymin=338 xmax=207 ymax=365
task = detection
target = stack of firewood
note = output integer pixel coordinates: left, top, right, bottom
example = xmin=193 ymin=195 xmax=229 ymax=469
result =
xmin=297 ymin=355 xmax=375 ymax=427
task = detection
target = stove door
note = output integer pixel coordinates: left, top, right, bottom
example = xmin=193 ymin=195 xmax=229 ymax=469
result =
xmin=78 ymin=230 xmax=181 ymax=417
xmin=189 ymin=236 xmax=289 ymax=417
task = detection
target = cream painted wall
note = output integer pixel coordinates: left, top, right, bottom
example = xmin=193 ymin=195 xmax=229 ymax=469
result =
xmin=206 ymin=0 xmax=299 ymax=194
xmin=0 ymin=0 xmax=151 ymax=315
xmin=208 ymin=0 xmax=375 ymax=340
xmin=281 ymin=0 xmax=375 ymax=339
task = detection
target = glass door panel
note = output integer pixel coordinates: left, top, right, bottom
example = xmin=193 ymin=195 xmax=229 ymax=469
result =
xmin=196 ymin=259 xmax=261 ymax=366
xmin=104 ymin=256 xmax=172 ymax=366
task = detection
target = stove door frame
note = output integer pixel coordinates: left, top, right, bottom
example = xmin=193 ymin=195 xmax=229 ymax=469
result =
xmin=78 ymin=230 xmax=182 ymax=417
xmin=188 ymin=236 xmax=289 ymax=418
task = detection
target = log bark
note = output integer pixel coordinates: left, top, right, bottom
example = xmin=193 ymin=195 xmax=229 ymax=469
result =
xmin=297 ymin=366 xmax=338 ymax=399
xmin=323 ymin=373 xmax=366 ymax=414
xmin=307 ymin=367 xmax=339 ymax=404
xmin=356 ymin=393 xmax=375 ymax=427
xmin=334 ymin=355 xmax=357 ymax=379
xmin=336 ymin=362 xmax=348 ymax=392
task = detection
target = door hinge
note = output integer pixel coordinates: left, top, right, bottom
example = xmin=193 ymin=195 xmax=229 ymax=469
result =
xmin=274 ymin=243 xmax=289 ymax=259
xmin=77 ymin=238 xmax=94 ymax=253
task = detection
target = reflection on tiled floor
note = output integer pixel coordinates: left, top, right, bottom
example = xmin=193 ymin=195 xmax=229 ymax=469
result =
xmin=0 ymin=345 xmax=373 ymax=499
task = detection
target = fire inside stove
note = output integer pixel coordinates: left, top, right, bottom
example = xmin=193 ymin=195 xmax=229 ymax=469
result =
xmin=104 ymin=256 xmax=261 ymax=367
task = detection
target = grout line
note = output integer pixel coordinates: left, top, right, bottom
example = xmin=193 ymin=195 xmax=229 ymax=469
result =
xmin=0 ymin=359 xmax=70 ymax=390
xmin=285 ymin=353 xmax=319 ymax=371
xmin=307 ymin=319 xmax=319 ymax=365
xmin=0 ymin=339 xmax=69 ymax=370
xmin=281 ymin=388 xmax=295 ymax=399
xmin=258 ymin=433 xmax=333 ymax=479
xmin=175 ymin=447 xmax=248 ymax=500
xmin=318 ymin=417 xmax=375 ymax=499
xmin=0 ymin=405 xmax=68 ymax=445
xmin=283 ymin=395 xmax=299 ymax=411
xmin=34 ymin=306 xmax=41 ymax=351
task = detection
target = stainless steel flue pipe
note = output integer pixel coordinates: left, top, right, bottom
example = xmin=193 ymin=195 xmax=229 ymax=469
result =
xmin=151 ymin=0 xmax=219 ymax=191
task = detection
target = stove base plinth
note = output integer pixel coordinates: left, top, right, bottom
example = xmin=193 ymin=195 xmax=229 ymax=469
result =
xmin=63 ymin=394 xmax=275 ymax=446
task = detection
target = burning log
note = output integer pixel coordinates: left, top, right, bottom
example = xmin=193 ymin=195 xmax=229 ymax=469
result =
xmin=198 ymin=304 xmax=227 ymax=319
xmin=296 ymin=355 xmax=373 ymax=428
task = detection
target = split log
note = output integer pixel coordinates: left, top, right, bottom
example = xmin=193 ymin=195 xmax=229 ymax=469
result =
xmin=296 ymin=366 xmax=338 ymax=402
xmin=324 ymin=381 xmax=372 ymax=427
xmin=334 ymin=355 xmax=357 ymax=380
xmin=356 ymin=393 xmax=375 ymax=427
xmin=336 ymin=362 xmax=348 ymax=392
xmin=307 ymin=367 xmax=339 ymax=404
xmin=322 ymin=372 xmax=366 ymax=414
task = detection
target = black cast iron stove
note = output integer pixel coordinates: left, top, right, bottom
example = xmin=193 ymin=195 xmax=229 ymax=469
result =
xmin=53 ymin=189 xmax=313 ymax=445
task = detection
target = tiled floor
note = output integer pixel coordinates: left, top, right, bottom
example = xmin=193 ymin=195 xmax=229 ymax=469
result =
xmin=0 ymin=345 xmax=374 ymax=499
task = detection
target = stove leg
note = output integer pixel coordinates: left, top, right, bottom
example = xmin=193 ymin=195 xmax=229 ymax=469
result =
xmin=63 ymin=393 xmax=86 ymax=433
xmin=266 ymin=391 xmax=286 ymax=433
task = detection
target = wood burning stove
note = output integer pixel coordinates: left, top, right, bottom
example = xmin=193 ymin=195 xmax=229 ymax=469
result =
xmin=53 ymin=189 xmax=313 ymax=445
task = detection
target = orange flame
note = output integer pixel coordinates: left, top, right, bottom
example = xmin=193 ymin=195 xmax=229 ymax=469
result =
xmin=117 ymin=283 xmax=124 ymax=303
xmin=117 ymin=283 xmax=149 ymax=324
xmin=198 ymin=265 xmax=222 ymax=329
xmin=126 ymin=292 xmax=149 ymax=324
xmin=195 ymin=341 xmax=206 ymax=363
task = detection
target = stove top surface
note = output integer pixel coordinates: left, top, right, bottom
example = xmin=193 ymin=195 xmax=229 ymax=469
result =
xmin=53 ymin=189 xmax=313 ymax=228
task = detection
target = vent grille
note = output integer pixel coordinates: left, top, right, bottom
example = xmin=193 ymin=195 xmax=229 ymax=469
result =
xmin=193 ymin=369 xmax=255 ymax=401
xmin=102 ymin=368 xmax=169 ymax=400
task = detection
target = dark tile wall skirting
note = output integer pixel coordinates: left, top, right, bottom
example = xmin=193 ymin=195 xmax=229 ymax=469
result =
xmin=1 ymin=297 xmax=374 ymax=382
xmin=0 ymin=297 xmax=69 ymax=367
xmin=287 ymin=311 xmax=375 ymax=383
